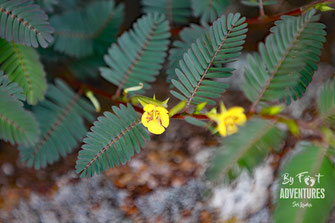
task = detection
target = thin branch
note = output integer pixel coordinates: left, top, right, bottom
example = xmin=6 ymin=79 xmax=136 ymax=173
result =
xmin=246 ymin=0 xmax=335 ymax=24
xmin=172 ymin=0 xmax=335 ymax=32
xmin=64 ymin=77 xmax=326 ymax=143
xmin=258 ymin=0 xmax=265 ymax=19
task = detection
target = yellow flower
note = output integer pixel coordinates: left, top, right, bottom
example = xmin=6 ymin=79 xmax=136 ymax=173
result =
xmin=141 ymin=104 xmax=169 ymax=135
xmin=208 ymin=103 xmax=247 ymax=137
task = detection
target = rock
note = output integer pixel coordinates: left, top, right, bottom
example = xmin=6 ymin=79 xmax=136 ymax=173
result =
xmin=0 ymin=174 xmax=131 ymax=223
xmin=135 ymin=180 xmax=207 ymax=223
xmin=209 ymin=159 xmax=274 ymax=222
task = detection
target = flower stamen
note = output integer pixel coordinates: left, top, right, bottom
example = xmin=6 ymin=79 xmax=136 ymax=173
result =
xmin=141 ymin=104 xmax=169 ymax=135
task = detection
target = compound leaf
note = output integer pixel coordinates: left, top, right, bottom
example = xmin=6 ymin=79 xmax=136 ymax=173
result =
xmin=243 ymin=9 xmax=326 ymax=110
xmin=76 ymin=104 xmax=150 ymax=178
xmin=168 ymin=23 xmax=208 ymax=82
xmin=171 ymin=13 xmax=247 ymax=107
xmin=0 ymin=39 xmax=47 ymax=105
xmin=192 ymin=0 xmax=230 ymax=24
xmin=0 ymin=0 xmax=54 ymax=48
xmin=0 ymin=84 xmax=39 ymax=146
xmin=142 ymin=0 xmax=191 ymax=25
xmin=51 ymin=0 xmax=124 ymax=57
xmin=0 ymin=71 xmax=25 ymax=100
xmin=19 ymin=79 xmax=95 ymax=169
xmin=207 ymin=118 xmax=286 ymax=181
xmin=100 ymin=13 xmax=170 ymax=95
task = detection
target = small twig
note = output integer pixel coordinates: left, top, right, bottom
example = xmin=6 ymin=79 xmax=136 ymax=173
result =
xmin=246 ymin=0 xmax=335 ymax=24
xmin=63 ymin=78 xmax=322 ymax=132
xmin=258 ymin=0 xmax=265 ymax=19
xmin=66 ymin=79 xmax=115 ymax=100
xmin=168 ymin=0 xmax=335 ymax=38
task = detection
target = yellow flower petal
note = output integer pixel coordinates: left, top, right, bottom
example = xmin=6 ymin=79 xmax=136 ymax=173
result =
xmin=208 ymin=104 xmax=247 ymax=137
xmin=148 ymin=119 xmax=165 ymax=135
xmin=217 ymin=124 xmax=227 ymax=136
xmin=227 ymin=108 xmax=246 ymax=125
xmin=141 ymin=112 xmax=149 ymax=127
xmin=144 ymin=104 xmax=155 ymax=112
xmin=156 ymin=106 xmax=168 ymax=114
xmin=235 ymin=114 xmax=247 ymax=125
xmin=160 ymin=113 xmax=169 ymax=128
xmin=226 ymin=124 xmax=238 ymax=136
xmin=227 ymin=107 xmax=245 ymax=114
xmin=141 ymin=104 xmax=170 ymax=135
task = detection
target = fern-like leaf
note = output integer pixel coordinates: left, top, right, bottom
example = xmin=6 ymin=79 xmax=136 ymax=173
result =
xmin=207 ymin=118 xmax=286 ymax=181
xmin=0 ymin=0 xmax=54 ymax=48
xmin=36 ymin=0 xmax=58 ymax=13
xmin=243 ymin=9 xmax=326 ymax=110
xmin=274 ymin=143 xmax=335 ymax=223
xmin=191 ymin=0 xmax=230 ymax=23
xmin=318 ymin=79 xmax=335 ymax=126
xmin=171 ymin=13 xmax=247 ymax=107
xmin=76 ymin=104 xmax=150 ymax=178
xmin=51 ymin=0 xmax=124 ymax=58
xmin=0 ymin=71 xmax=25 ymax=100
xmin=168 ymin=23 xmax=208 ymax=82
xmin=142 ymin=0 xmax=191 ymax=25
xmin=19 ymin=79 xmax=95 ymax=169
xmin=100 ymin=13 xmax=170 ymax=95
xmin=0 ymin=86 xmax=39 ymax=146
xmin=0 ymin=39 xmax=47 ymax=105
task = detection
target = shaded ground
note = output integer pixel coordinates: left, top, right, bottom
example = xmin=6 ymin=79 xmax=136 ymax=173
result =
xmin=0 ymin=120 xmax=218 ymax=223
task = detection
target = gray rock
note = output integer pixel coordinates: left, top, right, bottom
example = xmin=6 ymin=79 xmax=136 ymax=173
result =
xmin=0 ymin=174 xmax=131 ymax=223
xmin=210 ymin=159 xmax=274 ymax=221
xmin=135 ymin=180 xmax=207 ymax=223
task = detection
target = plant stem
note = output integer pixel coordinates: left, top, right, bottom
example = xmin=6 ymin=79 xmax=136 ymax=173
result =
xmin=258 ymin=0 xmax=265 ymax=19
xmin=246 ymin=0 xmax=335 ymax=24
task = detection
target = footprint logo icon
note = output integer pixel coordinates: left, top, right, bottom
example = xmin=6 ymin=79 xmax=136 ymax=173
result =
xmin=304 ymin=176 xmax=316 ymax=186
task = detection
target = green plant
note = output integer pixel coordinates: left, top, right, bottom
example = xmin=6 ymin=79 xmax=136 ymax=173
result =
xmin=142 ymin=0 xmax=191 ymax=25
xmin=0 ymin=0 xmax=54 ymax=48
xmin=1 ymin=0 xmax=335 ymax=222
xmin=50 ymin=0 xmax=124 ymax=57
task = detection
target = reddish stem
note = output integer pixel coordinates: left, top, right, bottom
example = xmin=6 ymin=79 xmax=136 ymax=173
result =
xmin=66 ymin=79 xmax=114 ymax=100
xmin=258 ymin=0 xmax=265 ymax=19
xmin=246 ymin=0 xmax=335 ymax=24
xmin=169 ymin=0 xmax=335 ymax=37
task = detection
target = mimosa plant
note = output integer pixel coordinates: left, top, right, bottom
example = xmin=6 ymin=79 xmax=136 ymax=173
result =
xmin=1 ymin=0 xmax=335 ymax=221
